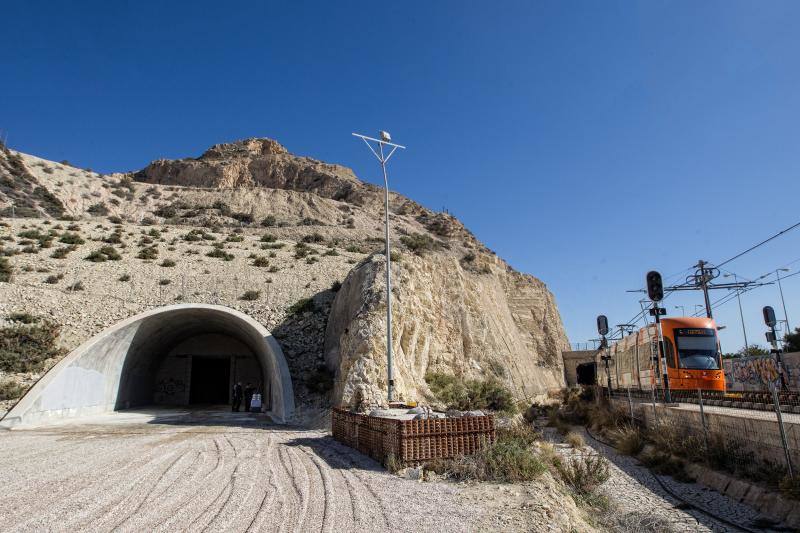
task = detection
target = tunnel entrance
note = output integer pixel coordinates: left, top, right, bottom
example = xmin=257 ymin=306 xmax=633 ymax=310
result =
xmin=1 ymin=304 xmax=295 ymax=428
xmin=189 ymin=357 xmax=231 ymax=405
xmin=576 ymin=362 xmax=597 ymax=386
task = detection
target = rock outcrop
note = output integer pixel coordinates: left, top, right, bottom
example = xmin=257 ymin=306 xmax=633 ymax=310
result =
xmin=324 ymin=252 xmax=569 ymax=409
xmin=137 ymin=138 xmax=368 ymax=204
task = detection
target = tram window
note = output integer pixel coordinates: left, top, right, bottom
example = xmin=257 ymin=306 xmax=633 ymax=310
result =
xmin=665 ymin=338 xmax=677 ymax=368
xmin=675 ymin=328 xmax=720 ymax=370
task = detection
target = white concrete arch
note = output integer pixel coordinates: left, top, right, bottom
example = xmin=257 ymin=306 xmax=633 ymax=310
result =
xmin=1 ymin=304 xmax=294 ymax=427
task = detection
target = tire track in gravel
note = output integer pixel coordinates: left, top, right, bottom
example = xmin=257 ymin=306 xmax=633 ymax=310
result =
xmin=200 ymin=434 xmax=264 ymax=532
xmin=244 ymin=434 xmax=281 ymax=533
xmin=307 ymin=437 xmax=391 ymax=531
xmin=272 ymin=439 xmax=307 ymax=533
xmin=300 ymin=441 xmax=345 ymax=532
xmin=179 ymin=435 xmax=244 ymax=532
xmin=103 ymin=447 xmax=202 ymax=531
xmin=153 ymin=435 xmax=233 ymax=531
xmin=282 ymin=445 xmax=312 ymax=533
xmin=249 ymin=430 xmax=292 ymax=531
xmin=118 ymin=437 xmax=213 ymax=532
xmin=11 ymin=444 xmax=185 ymax=531
xmin=139 ymin=436 xmax=227 ymax=532
xmin=0 ymin=431 xmax=161 ymax=496
xmin=0 ymin=432 xmax=177 ymax=525
xmin=66 ymin=446 xmax=193 ymax=531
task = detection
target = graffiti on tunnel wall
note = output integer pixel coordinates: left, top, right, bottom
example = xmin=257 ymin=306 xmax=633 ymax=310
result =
xmin=723 ymin=352 xmax=800 ymax=391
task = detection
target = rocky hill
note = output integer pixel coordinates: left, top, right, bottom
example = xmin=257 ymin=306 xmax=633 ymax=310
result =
xmin=0 ymin=138 xmax=569 ymax=414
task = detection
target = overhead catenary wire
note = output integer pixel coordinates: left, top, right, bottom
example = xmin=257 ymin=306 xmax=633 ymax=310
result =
xmin=716 ymin=221 xmax=800 ymax=269
xmin=598 ymin=225 xmax=800 ymax=345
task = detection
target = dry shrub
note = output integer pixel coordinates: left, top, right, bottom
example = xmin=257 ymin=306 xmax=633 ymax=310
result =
xmin=638 ymin=447 xmax=694 ymax=483
xmin=552 ymin=454 xmax=610 ymax=495
xmin=565 ymin=431 xmax=585 ymax=449
xmin=601 ymin=509 xmax=679 ymax=533
xmin=609 ymin=424 xmax=645 ymax=456
xmin=424 ymin=425 xmax=545 ymax=482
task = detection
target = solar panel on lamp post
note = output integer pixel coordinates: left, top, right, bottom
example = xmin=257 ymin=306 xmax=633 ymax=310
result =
xmin=352 ymin=131 xmax=406 ymax=404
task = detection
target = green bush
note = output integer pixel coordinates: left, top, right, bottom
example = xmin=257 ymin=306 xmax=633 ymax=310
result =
xmin=425 ymin=372 xmax=517 ymax=414
xmin=288 ymin=297 xmax=315 ymax=315
xmin=261 ymin=215 xmax=277 ymax=227
xmin=159 ymin=279 xmax=171 ymax=286
xmin=0 ymin=257 xmax=12 ymax=282
xmin=0 ymin=379 xmax=25 ymax=401
xmin=252 ymin=256 xmax=270 ymax=267
xmin=302 ymin=232 xmax=324 ymax=243
xmin=240 ymin=290 xmax=260 ymax=301
xmin=137 ymin=246 xmax=158 ymax=260
xmin=160 ymin=259 xmax=176 ymax=268
xmin=45 ymin=273 xmax=64 ymax=284
xmin=7 ymin=312 xmax=38 ymax=324
xmin=50 ymin=245 xmax=77 ymax=259
xmin=260 ymin=233 xmax=277 ymax=243
xmin=400 ymin=233 xmax=440 ymax=255
xmin=118 ymin=273 xmax=131 ymax=282
xmin=85 ymin=246 xmax=121 ymax=262
xmin=0 ymin=319 xmax=65 ymax=372
xmin=206 ymin=248 xmax=234 ymax=261
xmin=87 ymin=202 xmax=109 ymax=216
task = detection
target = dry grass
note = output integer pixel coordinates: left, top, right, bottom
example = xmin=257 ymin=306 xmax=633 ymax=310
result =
xmin=565 ymin=431 xmax=585 ymax=449
xmin=609 ymin=424 xmax=645 ymax=456
xmin=552 ymin=453 xmax=610 ymax=495
xmin=423 ymin=425 xmax=545 ymax=483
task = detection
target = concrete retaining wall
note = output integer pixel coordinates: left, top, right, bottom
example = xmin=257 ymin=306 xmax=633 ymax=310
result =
xmin=611 ymin=397 xmax=800 ymax=470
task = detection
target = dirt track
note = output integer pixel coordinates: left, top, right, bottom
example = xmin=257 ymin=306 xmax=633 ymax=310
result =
xmin=0 ymin=410 xmax=480 ymax=532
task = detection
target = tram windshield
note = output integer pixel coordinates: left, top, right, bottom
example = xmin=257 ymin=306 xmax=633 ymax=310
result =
xmin=674 ymin=328 xmax=720 ymax=370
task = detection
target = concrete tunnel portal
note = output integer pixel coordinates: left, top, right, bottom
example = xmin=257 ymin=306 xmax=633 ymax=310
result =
xmin=1 ymin=304 xmax=295 ymax=427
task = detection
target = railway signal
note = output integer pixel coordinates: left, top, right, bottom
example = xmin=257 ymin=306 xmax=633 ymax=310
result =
xmin=597 ymin=315 xmax=609 ymax=336
xmin=646 ymin=271 xmax=664 ymax=301
xmin=647 ymin=271 xmax=672 ymax=403
xmin=763 ymin=305 xmax=787 ymax=390
xmin=597 ymin=315 xmax=612 ymax=392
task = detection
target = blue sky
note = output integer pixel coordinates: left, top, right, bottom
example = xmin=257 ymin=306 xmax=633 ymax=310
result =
xmin=3 ymin=1 xmax=800 ymax=352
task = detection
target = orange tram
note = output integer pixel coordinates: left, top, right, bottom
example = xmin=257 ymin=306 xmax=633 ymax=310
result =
xmin=606 ymin=317 xmax=726 ymax=392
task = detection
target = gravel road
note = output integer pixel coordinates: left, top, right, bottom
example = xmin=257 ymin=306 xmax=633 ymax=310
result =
xmin=0 ymin=410 xmax=481 ymax=533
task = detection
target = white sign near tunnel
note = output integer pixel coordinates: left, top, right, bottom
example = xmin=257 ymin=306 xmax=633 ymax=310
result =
xmin=1 ymin=304 xmax=295 ymax=428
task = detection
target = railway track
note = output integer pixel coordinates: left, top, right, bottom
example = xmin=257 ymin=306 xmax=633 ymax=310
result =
xmin=583 ymin=426 xmax=767 ymax=533
xmin=611 ymin=388 xmax=800 ymax=415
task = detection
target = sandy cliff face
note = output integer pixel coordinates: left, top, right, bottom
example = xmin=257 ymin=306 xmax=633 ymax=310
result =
xmin=324 ymin=252 xmax=569 ymax=409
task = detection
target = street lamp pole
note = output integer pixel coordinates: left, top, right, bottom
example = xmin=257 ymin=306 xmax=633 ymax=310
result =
xmin=724 ymin=273 xmax=748 ymax=351
xmin=674 ymin=305 xmax=686 ymax=316
xmin=352 ymin=131 xmax=406 ymax=403
xmin=776 ymin=269 xmax=791 ymax=338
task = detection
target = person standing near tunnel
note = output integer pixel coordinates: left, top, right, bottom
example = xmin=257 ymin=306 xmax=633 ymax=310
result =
xmin=244 ymin=382 xmax=254 ymax=412
xmin=232 ymin=381 xmax=243 ymax=412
